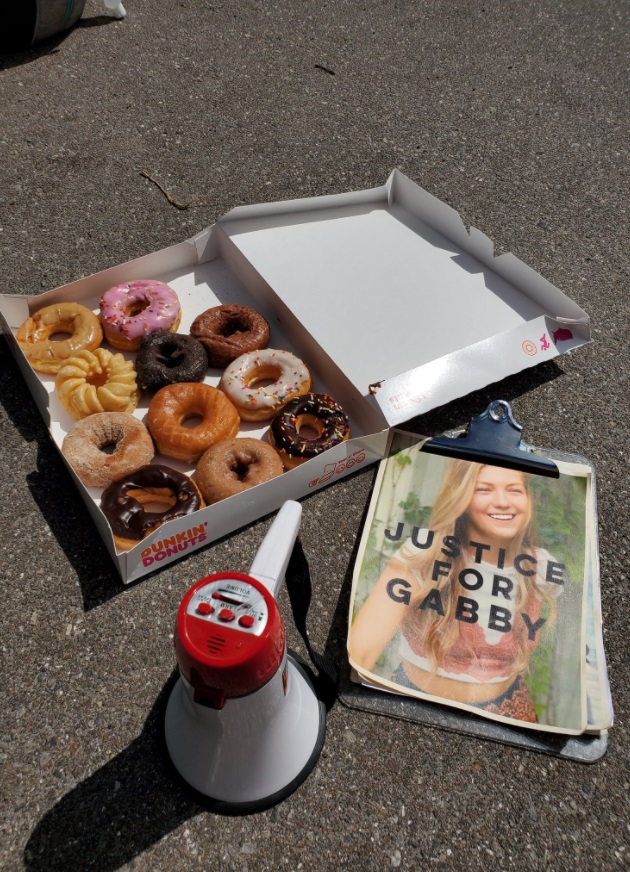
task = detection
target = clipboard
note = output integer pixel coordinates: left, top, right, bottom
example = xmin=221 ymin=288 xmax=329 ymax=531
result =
xmin=339 ymin=400 xmax=610 ymax=762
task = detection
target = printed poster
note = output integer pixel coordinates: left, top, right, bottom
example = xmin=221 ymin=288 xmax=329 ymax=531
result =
xmin=347 ymin=431 xmax=601 ymax=734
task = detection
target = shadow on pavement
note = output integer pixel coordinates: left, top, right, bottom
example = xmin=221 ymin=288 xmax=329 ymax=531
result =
xmin=0 ymin=15 xmax=118 ymax=69
xmin=0 ymin=337 xmax=123 ymax=609
xmin=23 ymin=671 xmax=205 ymax=872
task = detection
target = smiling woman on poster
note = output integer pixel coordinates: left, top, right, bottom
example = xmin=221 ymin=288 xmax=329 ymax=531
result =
xmin=348 ymin=458 xmax=566 ymax=723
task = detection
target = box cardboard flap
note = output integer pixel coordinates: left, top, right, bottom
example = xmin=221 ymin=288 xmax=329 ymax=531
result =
xmin=368 ymin=315 xmax=584 ymax=426
xmin=219 ymin=170 xmax=590 ymax=425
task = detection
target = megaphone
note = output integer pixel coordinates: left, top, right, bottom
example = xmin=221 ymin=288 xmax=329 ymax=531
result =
xmin=164 ymin=500 xmax=326 ymax=811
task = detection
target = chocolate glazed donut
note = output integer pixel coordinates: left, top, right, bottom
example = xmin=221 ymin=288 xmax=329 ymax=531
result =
xmin=136 ymin=330 xmax=208 ymax=391
xmin=195 ymin=438 xmax=284 ymax=504
xmin=101 ymin=464 xmax=203 ymax=550
xmin=269 ymin=392 xmax=351 ymax=470
xmin=190 ymin=304 xmax=270 ymax=368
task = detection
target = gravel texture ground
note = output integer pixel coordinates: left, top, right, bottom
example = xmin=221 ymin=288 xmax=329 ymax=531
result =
xmin=1 ymin=1 xmax=629 ymax=870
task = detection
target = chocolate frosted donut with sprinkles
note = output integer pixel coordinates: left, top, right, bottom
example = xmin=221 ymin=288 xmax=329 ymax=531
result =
xmin=218 ymin=348 xmax=311 ymax=422
xmin=269 ymin=392 xmax=351 ymax=470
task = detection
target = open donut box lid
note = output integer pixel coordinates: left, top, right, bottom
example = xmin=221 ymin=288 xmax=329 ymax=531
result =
xmin=0 ymin=170 xmax=590 ymax=583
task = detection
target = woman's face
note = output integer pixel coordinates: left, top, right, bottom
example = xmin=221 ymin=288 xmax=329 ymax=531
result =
xmin=466 ymin=466 xmax=530 ymax=546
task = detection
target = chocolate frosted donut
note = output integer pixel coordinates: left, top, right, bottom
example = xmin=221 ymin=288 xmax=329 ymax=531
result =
xmin=136 ymin=330 xmax=208 ymax=391
xmin=190 ymin=304 xmax=270 ymax=368
xmin=101 ymin=464 xmax=204 ymax=551
xmin=269 ymin=392 xmax=350 ymax=470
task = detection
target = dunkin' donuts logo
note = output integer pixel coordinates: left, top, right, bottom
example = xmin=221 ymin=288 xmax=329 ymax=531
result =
xmin=309 ymin=449 xmax=367 ymax=488
xmin=141 ymin=521 xmax=209 ymax=567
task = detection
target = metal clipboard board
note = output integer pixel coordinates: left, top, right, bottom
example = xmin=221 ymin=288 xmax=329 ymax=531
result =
xmin=338 ymin=401 xmax=609 ymax=763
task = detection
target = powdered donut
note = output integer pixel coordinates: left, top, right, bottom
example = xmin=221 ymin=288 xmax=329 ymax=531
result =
xmin=99 ymin=279 xmax=181 ymax=351
xmin=218 ymin=348 xmax=311 ymax=422
xmin=269 ymin=392 xmax=350 ymax=469
xmin=62 ymin=412 xmax=155 ymax=488
xmin=190 ymin=304 xmax=270 ymax=368
xmin=100 ymin=464 xmax=204 ymax=552
xmin=194 ymin=438 xmax=283 ymax=504
xmin=136 ymin=330 xmax=208 ymax=391
xmin=146 ymin=382 xmax=240 ymax=464
xmin=17 ymin=302 xmax=103 ymax=374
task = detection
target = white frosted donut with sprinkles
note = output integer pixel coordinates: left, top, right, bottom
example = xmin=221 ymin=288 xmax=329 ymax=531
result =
xmin=99 ymin=279 xmax=181 ymax=352
xmin=218 ymin=348 xmax=311 ymax=421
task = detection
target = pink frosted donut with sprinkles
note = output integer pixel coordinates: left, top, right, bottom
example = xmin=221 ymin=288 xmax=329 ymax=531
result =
xmin=99 ymin=280 xmax=182 ymax=352
xmin=218 ymin=348 xmax=311 ymax=422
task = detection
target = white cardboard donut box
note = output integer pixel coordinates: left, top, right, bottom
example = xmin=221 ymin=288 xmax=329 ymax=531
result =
xmin=0 ymin=170 xmax=590 ymax=583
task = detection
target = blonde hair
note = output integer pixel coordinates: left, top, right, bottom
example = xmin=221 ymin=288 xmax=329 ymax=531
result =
xmin=400 ymin=459 xmax=555 ymax=677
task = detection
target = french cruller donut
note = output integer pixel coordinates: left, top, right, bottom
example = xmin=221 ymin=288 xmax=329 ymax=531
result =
xmin=17 ymin=302 xmax=103 ymax=374
xmin=55 ymin=347 xmax=141 ymax=420
xmin=218 ymin=348 xmax=311 ymax=422
xmin=100 ymin=464 xmax=204 ymax=552
xmin=269 ymin=392 xmax=351 ymax=470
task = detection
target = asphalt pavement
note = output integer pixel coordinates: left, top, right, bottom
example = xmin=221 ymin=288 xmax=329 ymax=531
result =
xmin=1 ymin=1 xmax=629 ymax=869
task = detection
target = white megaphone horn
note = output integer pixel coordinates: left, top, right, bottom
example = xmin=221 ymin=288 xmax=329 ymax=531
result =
xmin=163 ymin=500 xmax=326 ymax=811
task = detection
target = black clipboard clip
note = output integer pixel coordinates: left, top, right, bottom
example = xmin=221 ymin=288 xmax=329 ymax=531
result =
xmin=422 ymin=400 xmax=560 ymax=478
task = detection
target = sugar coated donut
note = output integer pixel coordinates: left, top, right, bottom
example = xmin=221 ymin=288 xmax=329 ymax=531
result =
xmin=56 ymin=347 xmax=141 ymax=419
xmin=100 ymin=464 xmax=204 ymax=552
xmin=218 ymin=348 xmax=311 ymax=422
xmin=99 ymin=279 xmax=181 ymax=351
xmin=147 ymin=382 xmax=240 ymax=464
xmin=269 ymin=392 xmax=350 ymax=470
xmin=195 ymin=438 xmax=283 ymax=504
xmin=17 ymin=302 xmax=103 ymax=374
xmin=136 ymin=330 xmax=207 ymax=391
xmin=190 ymin=304 xmax=270 ymax=368
xmin=62 ymin=412 xmax=154 ymax=488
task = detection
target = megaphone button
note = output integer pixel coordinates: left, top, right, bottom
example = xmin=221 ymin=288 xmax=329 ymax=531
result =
xmin=196 ymin=602 xmax=214 ymax=616
xmin=218 ymin=608 xmax=235 ymax=622
xmin=238 ymin=615 xmax=255 ymax=628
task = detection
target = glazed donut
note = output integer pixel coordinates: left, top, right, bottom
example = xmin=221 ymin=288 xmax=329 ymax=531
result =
xmin=99 ymin=279 xmax=181 ymax=351
xmin=62 ymin=412 xmax=154 ymax=488
xmin=100 ymin=464 xmax=204 ymax=552
xmin=195 ymin=438 xmax=284 ymax=504
xmin=218 ymin=348 xmax=311 ymax=422
xmin=146 ymin=382 xmax=240 ymax=465
xmin=55 ymin=347 xmax=141 ymax=419
xmin=16 ymin=302 xmax=103 ymax=374
xmin=190 ymin=304 xmax=270 ymax=368
xmin=269 ymin=392 xmax=350 ymax=470
xmin=136 ymin=330 xmax=207 ymax=391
